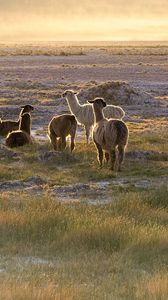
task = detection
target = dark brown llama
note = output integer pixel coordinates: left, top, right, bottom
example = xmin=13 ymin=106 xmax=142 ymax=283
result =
xmin=48 ymin=114 xmax=77 ymax=152
xmin=0 ymin=104 xmax=34 ymax=137
xmin=6 ymin=113 xmax=33 ymax=148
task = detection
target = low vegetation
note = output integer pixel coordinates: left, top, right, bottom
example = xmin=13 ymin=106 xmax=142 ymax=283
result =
xmin=0 ymin=123 xmax=168 ymax=299
xmin=0 ymin=41 xmax=168 ymax=56
xmin=0 ymin=186 xmax=168 ymax=299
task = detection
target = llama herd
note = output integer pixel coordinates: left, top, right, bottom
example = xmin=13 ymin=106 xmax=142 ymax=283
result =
xmin=0 ymin=90 xmax=128 ymax=171
xmin=63 ymin=90 xmax=125 ymax=143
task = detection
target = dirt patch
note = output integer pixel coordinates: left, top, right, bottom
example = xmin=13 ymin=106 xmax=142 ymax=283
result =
xmin=79 ymin=81 xmax=154 ymax=105
xmin=0 ymin=176 xmax=46 ymax=192
xmin=127 ymin=150 xmax=168 ymax=161
xmin=0 ymin=143 xmax=20 ymax=159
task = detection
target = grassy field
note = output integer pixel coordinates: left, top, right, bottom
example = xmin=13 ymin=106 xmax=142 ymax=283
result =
xmin=0 ymin=187 xmax=168 ymax=299
xmin=0 ymin=125 xmax=168 ymax=299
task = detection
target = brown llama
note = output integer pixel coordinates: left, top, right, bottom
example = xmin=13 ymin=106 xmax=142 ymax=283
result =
xmin=88 ymin=98 xmax=129 ymax=171
xmin=48 ymin=114 xmax=77 ymax=152
xmin=0 ymin=104 xmax=34 ymax=137
xmin=6 ymin=113 xmax=32 ymax=148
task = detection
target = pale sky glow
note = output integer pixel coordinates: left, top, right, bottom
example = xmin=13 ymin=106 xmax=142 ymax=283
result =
xmin=0 ymin=0 xmax=168 ymax=41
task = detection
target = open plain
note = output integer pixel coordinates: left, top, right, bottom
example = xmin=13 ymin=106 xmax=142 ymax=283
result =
xmin=0 ymin=41 xmax=168 ymax=299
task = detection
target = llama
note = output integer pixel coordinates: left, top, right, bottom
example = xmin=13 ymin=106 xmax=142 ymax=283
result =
xmin=6 ymin=113 xmax=32 ymax=148
xmin=48 ymin=114 xmax=77 ymax=152
xmin=0 ymin=104 xmax=34 ymax=137
xmin=88 ymin=98 xmax=128 ymax=171
xmin=63 ymin=90 xmax=125 ymax=143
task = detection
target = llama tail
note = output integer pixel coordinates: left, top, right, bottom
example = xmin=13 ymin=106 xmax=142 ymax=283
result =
xmin=113 ymin=120 xmax=128 ymax=146
xmin=106 ymin=120 xmax=128 ymax=147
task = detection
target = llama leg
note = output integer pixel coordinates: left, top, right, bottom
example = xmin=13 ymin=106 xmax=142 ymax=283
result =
xmin=109 ymin=149 xmax=116 ymax=170
xmin=61 ymin=136 xmax=67 ymax=150
xmin=70 ymin=126 xmax=76 ymax=152
xmin=49 ymin=131 xmax=58 ymax=151
xmin=94 ymin=141 xmax=103 ymax=168
xmin=57 ymin=138 xmax=62 ymax=151
xmin=85 ymin=125 xmax=91 ymax=143
xmin=105 ymin=152 xmax=109 ymax=165
xmin=118 ymin=145 xmax=125 ymax=171
xmin=70 ymin=134 xmax=75 ymax=152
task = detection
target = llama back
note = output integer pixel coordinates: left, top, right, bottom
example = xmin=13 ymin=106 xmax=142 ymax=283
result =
xmin=49 ymin=114 xmax=77 ymax=137
xmin=75 ymin=104 xmax=94 ymax=126
xmin=103 ymin=105 xmax=125 ymax=120
xmin=66 ymin=115 xmax=77 ymax=126
xmin=60 ymin=115 xmax=77 ymax=136
xmin=75 ymin=104 xmax=124 ymax=126
xmin=0 ymin=120 xmax=19 ymax=137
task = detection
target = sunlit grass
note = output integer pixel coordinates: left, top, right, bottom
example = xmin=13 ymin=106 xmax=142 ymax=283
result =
xmin=136 ymin=273 xmax=168 ymax=300
xmin=0 ymin=125 xmax=168 ymax=186
xmin=0 ymin=187 xmax=168 ymax=299
xmin=0 ymin=125 xmax=168 ymax=299
xmin=128 ymin=122 xmax=168 ymax=152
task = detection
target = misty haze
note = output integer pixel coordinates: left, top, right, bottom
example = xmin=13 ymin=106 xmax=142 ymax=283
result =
xmin=0 ymin=1 xmax=168 ymax=299
xmin=0 ymin=0 xmax=168 ymax=41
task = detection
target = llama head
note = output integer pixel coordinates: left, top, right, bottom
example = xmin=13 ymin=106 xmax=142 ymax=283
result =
xmin=88 ymin=98 xmax=106 ymax=109
xmin=20 ymin=105 xmax=34 ymax=114
xmin=62 ymin=90 xmax=78 ymax=97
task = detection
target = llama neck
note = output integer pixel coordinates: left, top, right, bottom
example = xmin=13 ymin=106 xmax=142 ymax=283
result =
xmin=93 ymin=106 xmax=105 ymax=123
xmin=19 ymin=116 xmax=31 ymax=135
xmin=66 ymin=94 xmax=81 ymax=115
xmin=19 ymin=108 xmax=26 ymax=118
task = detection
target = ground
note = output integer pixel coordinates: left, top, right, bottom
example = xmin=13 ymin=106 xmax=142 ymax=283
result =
xmin=0 ymin=41 xmax=168 ymax=299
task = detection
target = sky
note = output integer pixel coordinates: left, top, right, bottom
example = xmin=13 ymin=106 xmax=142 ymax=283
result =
xmin=0 ymin=0 xmax=168 ymax=42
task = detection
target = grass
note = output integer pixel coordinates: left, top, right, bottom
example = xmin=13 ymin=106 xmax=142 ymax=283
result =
xmin=0 ymin=40 xmax=168 ymax=298
xmin=127 ymin=121 xmax=168 ymax=153
xmin=1 ymin=125 xmax=168 ymax=185
xmin=0 ymin=126 xmax=168 ymax=299
xmin=0 ymin=187 xmax=168 ymax=299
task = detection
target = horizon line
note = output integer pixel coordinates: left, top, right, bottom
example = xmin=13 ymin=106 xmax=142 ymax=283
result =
xmin=1 ymin=40 xmax=168 ymax=44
